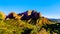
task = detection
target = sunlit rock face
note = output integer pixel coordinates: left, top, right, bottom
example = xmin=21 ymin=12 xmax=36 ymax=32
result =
xmin=6 ymin=12 xmax=23 ymax=20
xmin=27 ymin=10 xmax=32 ymax=16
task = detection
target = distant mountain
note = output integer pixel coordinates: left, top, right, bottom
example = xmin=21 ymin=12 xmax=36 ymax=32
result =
xmin=49 ymin=19 xmax=60 ymax=23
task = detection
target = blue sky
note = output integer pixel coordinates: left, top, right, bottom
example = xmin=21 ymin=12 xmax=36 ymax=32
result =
xmin=0 ymin=0 xmax=60 ymax=19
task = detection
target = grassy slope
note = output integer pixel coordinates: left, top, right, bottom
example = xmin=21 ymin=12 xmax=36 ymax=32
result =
xmin=0 ymin=19 xmax=38 ymax=34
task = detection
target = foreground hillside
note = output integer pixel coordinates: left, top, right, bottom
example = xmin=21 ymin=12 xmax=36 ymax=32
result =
xmin=0 ymin=10 xmax=60 ymax=34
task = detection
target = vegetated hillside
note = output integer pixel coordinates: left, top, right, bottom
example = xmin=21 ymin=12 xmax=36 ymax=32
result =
xmin=0 ymin=10 xmax=60 ymax=34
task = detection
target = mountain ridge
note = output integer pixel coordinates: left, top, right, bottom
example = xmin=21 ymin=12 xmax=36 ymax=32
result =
xmin=0 ymin=10 xmax=59 ymax=34
xmin=5 ymin=10 xmax=53 ymax=25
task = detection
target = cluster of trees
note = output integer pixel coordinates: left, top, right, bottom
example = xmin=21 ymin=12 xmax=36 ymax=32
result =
xmin=0 ymin=11 xmax=60 ymax=34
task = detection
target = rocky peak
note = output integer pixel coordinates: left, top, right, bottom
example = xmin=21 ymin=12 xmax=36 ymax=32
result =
xmin=19 ymin=10 xmax=41 ymax=20
xmin=27 ymin=10 xmax=32 ymax=16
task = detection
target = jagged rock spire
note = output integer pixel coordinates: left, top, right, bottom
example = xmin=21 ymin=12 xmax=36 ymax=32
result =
xmin=27 ymin=10 xmax=32 ymax=16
